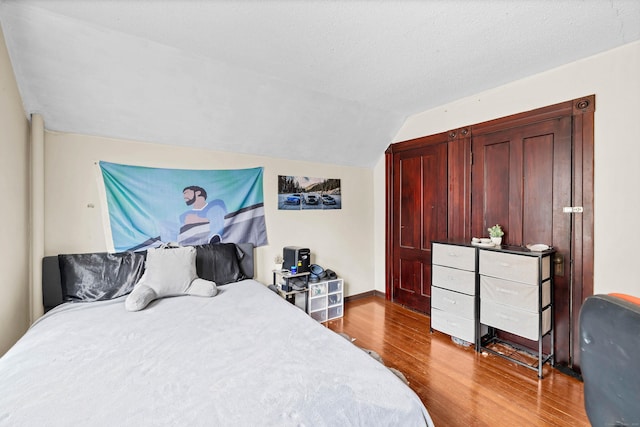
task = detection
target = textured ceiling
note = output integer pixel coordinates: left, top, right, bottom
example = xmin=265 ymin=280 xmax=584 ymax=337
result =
xmin=1 ymin=1 xmax=639 ymax=167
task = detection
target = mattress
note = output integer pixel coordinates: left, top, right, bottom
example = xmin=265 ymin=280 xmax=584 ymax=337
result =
xmin=0 ymin=279 xmax=433 ymax=427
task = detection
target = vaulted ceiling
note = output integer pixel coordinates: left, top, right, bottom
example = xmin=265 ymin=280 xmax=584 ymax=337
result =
xmin=1 ymin=1 xmax=639 ymax=167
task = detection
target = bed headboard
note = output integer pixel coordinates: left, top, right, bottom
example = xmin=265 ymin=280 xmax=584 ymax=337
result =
xmin=42 ymin=243 xmax=255 ymax=312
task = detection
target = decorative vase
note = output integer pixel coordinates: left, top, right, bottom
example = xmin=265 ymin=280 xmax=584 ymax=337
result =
xmin=491 ymin=237 xmax=502 ymax=245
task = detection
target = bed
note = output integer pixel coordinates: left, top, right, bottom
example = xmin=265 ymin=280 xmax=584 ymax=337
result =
xmin=0 ymin=243 xmax=434 ymax=426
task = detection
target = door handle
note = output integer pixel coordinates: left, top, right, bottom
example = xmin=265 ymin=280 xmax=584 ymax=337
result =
xmin=553 ymin=253 xmax=564 ymax=277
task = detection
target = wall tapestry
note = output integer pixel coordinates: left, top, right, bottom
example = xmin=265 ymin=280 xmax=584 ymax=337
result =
xmin=277 ymin=175 xmax=341 ymax=210
xmin=98 ymin=161 xmax=268 ymax=252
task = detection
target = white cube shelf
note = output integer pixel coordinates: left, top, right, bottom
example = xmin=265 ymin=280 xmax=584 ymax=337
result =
xmin=308 ymin=278 xmax=344 ymax=322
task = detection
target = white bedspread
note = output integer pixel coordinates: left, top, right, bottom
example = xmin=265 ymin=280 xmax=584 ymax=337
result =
xmin=0 ymin=280 xmax=434 ymax=426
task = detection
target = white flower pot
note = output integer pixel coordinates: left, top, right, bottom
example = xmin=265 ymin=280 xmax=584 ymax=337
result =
xmin=491 ymin=237 xmax=502 ymax=245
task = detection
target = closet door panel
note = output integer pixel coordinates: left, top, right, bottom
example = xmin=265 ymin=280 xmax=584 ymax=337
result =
xmin=472 ymin=117 xmax=573 ymax=364
xmin=391 ymin=141 xmax=448 ymax=313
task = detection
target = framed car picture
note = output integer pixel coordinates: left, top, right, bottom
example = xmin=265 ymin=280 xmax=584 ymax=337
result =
xmin=277 ymin=175 xmax=341 ymax=210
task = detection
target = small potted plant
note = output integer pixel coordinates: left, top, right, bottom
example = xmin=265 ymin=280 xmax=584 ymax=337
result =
xmin=274 ymin=254 xmax=285 ymax=271
xmin=487 ymin=224 xmax=504 ymax=245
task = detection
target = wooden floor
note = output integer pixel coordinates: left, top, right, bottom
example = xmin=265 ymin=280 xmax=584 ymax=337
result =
xmin=325 ymin=295 xmax=590 ymax=427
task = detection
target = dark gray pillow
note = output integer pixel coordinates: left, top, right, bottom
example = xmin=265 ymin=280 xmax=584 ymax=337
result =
xmin=59 ymin=252 xmax=146 ymax=302
xmin=194 ymin=243 xmax=245 ymax=285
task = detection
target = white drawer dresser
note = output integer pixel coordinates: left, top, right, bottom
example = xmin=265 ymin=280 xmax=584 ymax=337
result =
xmin=478 ymin=246 xmax=555 ymax=378
xmin=430 ymin=241 xmax=555 ymax=378
xmin=430 ymin=242 xmax=487 ymax=346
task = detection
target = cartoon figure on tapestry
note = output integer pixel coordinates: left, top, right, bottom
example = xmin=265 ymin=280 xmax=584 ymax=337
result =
xmin=178 ymin=185 xmax=227 ymax=245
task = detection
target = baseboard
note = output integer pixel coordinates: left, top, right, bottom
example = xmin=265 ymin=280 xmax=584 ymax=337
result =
xmin=345 ymin=290 xmax=385 ymax=302
xmin=554 ymin=363 xmax=583 ymax=381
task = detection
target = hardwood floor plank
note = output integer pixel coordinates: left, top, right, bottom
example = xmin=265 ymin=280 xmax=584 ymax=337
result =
xmin=325 ymin=296 xmax=589 ymax=426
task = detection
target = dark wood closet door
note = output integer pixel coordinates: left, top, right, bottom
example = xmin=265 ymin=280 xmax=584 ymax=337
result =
xmin=386 ymin=96 xmax=594 ymax=374
xmin=391 ymin=142 xmax=448 ymax=313
xmin=471 ymin=117 xmax=573 ymax=366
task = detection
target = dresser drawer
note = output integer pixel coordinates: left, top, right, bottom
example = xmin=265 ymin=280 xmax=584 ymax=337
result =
xmin=480 ymin=276 xmax=551 ymax=312
xmin=481 ymin=299 xmax=551 ymax=341
xmin=432 ymin=265 xmax=476 ymax=295
xmin=431 ymin=308 xmax=476 ymax=344
xmin=480 ymin=251 xmax=550 ymax=285
xmin=432 ymin=243 xmax=476 ymax=271
xmin=431 ymin=286 xmax=476 ymax=320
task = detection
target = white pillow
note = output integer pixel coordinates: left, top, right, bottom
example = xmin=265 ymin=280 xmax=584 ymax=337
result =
xmin=125 ymin=245 xmax=217 ymax=311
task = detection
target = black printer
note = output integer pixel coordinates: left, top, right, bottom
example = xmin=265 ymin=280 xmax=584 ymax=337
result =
xmin=283 ymin=246 xmax=310 ymax=273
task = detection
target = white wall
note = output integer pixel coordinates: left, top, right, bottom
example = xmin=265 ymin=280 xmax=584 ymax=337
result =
xmin=374 ymin=40 xmax=640 ymax=297
xmin=44 ymin=132 xmax=374 ymax=297
xmin=0 ymin=24 xmax=29 ymax=355
xmin=372 ymin=152 xmax=387 ymax=294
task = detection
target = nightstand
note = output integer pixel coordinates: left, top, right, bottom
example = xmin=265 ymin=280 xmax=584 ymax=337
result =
xmin=272 ymin=269 xmax=310 ymax=311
